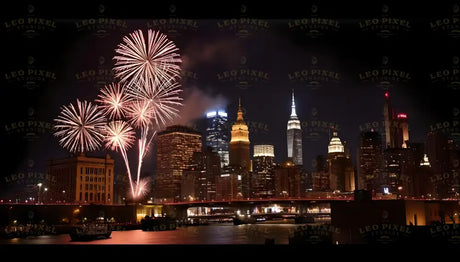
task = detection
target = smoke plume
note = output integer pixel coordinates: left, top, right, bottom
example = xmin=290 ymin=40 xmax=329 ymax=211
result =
xmin=172 ymin=86 xmax=228 ymax=126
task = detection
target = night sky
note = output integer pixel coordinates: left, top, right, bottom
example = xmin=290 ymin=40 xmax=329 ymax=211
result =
xmin=1 ymin=1 xmax=459 ymax=197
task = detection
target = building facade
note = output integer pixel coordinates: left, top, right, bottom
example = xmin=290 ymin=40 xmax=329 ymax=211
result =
xmin=216 ymin=166 xmax=243 ymax=201
xmin=46 ymin=153 xmax=114 ymax=204
xmin=312 ymin=155 xmax=330 ymax=191
xmin=274 ymin=160 xmax=301 ymax=198
xmin=426 ymin=132 xmax=460 ymax=198
xmin=251 ymin=144 xmax=275 ymax=198
xmin=357 ymin=130 xmax=383 ymax=192
xmin=181 ymin=147 xmax=221 ymax=201
xmin=155 ymin=125 xmax=202 ymax=202
xmin=205 ymin=110 xmax=229 ymax=168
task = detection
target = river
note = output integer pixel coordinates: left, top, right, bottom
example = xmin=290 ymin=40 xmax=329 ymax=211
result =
xmin=0 ymin=223 xmax=299 ymax=245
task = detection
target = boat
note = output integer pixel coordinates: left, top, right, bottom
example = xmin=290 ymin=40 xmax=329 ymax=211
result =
xmin=69 ymin=220 xmax=112 ymax=241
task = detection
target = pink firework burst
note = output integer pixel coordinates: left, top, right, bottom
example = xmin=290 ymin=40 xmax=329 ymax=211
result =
xmin=104 ymin=120 xmax=135 ymax=152
xmin=125 ymin=99 xmax=153 ymax=129
xmin=96 ymin=82 xmax=132 ymax=120
xmin=113 ymin=29 xmax=182 ymax=88
xmin=127 ymin=80 xmax=183 ymax=128
xmin=54 ymin=99 xmax=106 ymax=153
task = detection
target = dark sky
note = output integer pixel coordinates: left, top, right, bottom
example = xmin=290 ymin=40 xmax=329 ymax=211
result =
xmin=1 ymin=1 xmax=459 ymax=197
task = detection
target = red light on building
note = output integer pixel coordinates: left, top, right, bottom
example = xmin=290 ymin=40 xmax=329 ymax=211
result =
xmin=397 ymin=113 xmax=407 ymax=119
xmin=384 ymin=92 xmax=389 ymax=98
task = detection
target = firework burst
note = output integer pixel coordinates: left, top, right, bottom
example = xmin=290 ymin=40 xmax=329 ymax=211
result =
xmin=96 ymin=82 xmax=132 ymax=120
xmin=104 ymin=120 xmax=135 ymax=152
xmin=113 ymin=29 xmax=182 ymax=88
xmin=127 ymin=80 xmax=183 ymax=128
xmin=125 ymin=99 xmax=154 ymax=129
xmin=54 ymin=99 xmax=106 ymax=153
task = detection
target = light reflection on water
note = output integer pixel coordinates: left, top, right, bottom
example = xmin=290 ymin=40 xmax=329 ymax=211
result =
xmin=0 ymin=224 xmax=300 ymax=245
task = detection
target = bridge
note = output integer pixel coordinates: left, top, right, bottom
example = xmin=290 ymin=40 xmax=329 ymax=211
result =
xmin=159 ymin=196 xmax=459 ymax=224
xmin=159 ymin=197 xmax=352 ymax=223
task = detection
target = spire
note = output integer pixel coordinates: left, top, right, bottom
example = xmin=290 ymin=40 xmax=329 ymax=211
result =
xmin=236 ymin=96 xmax=245 ymax=123
xmin=290 ymin=89 xmax=297 ymax=118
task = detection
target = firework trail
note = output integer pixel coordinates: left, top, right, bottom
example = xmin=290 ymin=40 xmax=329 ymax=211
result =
xmin=113 ymin=29 xmax=182 ymax=88
xmin=126 ymin=80 xmax=183 ymax=196
xmin=54 ymin=99 xmax=106 ymax=153
xmin=104 ymin=120 xmax=136 ymax=197
xmin=135 ymin=177 xmax=151 ymax=198
xmin=124 ymin=99 xmax=154 ymax=196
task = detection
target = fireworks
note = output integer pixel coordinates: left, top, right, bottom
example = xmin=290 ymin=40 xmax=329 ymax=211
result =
xmin=104 ymin=120 xmax=136 ymax=197
xmin=127 ymin=80 xmax=183 ymax=127
xmin=96 ymin=82 xmax=132 ymax=120
xmin=135 ymin=177 xmax=151 ymax=198
xmin=54 ymin=29 xmax=183 ymax=201
xmin=113 ymin=29 xmax=182 ymax=88
xmin=104 ymin=120 xmax=135 ymax=152
xmin=125 ymin=99 xmax=154 ymax=129
xmin=54 ymin=99 xmax=106 ymax=153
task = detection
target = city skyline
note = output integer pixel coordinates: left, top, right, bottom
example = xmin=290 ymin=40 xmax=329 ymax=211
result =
xmin=2 ymin=2 xmax=460 ymax=200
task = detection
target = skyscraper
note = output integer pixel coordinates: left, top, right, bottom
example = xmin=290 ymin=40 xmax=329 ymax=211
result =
xmin=397 ymin=113 xmax=410 ymax=148
xmin=327 ymin=130 xmax=355 ymax=192
xmin=205 ymin=110 xmax=229 ymax=168
xmin=383 ymin=92 xmax=410 ymax=149
xmin=426 ymin=132 xmax=460 ymax=198
xmin=181 ymin=146 xmax=221 ymax=201
xmin=287 ymin=90 xmax=303 ymax=166
xmin=229 ymin=98 xmax=251 ymax=171
xmin=357 ymin=130 xmax=383 ymax=192
xmin=252 ymin=144 xmax=275 ymax=198
xmin=383 ymin=91 xmax=394 ymax=149
xmin=155 ymin=125 xmax=202 ymax=202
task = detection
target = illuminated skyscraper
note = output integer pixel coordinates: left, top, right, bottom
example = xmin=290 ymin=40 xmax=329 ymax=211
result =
xmin=327 ymin=130 xmax=355 ymax=192
xmin=287 ymin=90 xmax=303 ymax=166
xmin=205 ymin=110 xmax=229 ymax=168
xmin=396 ymin=113 xmax=409 ymax=148
xmin=155 ymin=125 xmax=202 ymax=202
xmin=228 ymin=98 xmax=251 ymax=198
xmin=229 ymin=98 xmax=251 ymax=171
xmin=252 ymin=144 xmax=275 ymax=198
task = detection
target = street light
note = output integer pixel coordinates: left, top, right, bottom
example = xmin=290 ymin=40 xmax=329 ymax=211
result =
xmin=43 ymin=187 xmax=48 ymax=204
xmin=37 ymin=183 xmax=42 ymax=204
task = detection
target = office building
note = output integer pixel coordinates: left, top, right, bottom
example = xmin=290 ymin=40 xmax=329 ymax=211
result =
xmin=154 ymin=125 xmax=202 ymax=202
